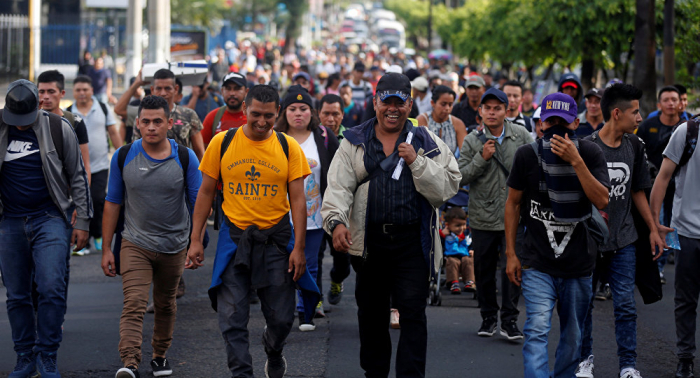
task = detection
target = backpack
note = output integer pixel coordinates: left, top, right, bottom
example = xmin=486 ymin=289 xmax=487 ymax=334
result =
xmin=111 ymin=142 xmax=207 ymax=274
xmin=673 ymin=116 xmax=699 ymax=172
xmin=529 ymin=141 xmax=610 ymax=247
xmin=213 ymin=128 xmax=290 ymax=230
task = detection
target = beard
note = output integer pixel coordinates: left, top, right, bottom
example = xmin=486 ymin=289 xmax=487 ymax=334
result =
xmin=226 ymin=98 xmax=242 ymax=111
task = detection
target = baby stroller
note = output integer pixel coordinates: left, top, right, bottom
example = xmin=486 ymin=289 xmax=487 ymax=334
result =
xmin=429 ymin=187 xmax=470 ymax=306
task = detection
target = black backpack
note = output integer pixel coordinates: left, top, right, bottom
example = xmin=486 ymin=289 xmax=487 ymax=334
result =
xmin=213 ymin=128 xmax=289 ymax=230
xmin=673 ymin=115 xmax=699 ymax=173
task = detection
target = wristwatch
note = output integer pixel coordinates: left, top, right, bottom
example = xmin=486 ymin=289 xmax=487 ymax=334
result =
xmin=329 ymin=220 xmax=345 ymax=233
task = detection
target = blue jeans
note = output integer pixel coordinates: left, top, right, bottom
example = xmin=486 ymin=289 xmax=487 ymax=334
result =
xmin=581 ymin=244 xmax=637 ymax=371
xmin=521 ymin=268 xmax=592 ymax=378
xmin=296 ymin=229 xmax=324 ymax=313
xmin=0 ymin=207 xmax=72 ymax=355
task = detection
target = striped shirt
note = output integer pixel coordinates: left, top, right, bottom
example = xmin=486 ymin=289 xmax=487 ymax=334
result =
xmin=365 ymin=125 xmax=420 ymax=225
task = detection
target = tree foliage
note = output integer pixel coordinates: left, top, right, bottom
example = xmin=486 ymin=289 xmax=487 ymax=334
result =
xmin=171 ymin=0 xmax=228 ymax=30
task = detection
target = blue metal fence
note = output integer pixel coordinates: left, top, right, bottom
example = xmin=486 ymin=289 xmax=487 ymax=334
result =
xmin=41 ymin=24 xmax=81 ymax=64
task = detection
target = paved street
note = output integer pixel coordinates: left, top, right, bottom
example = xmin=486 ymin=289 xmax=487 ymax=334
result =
xmin=0 ymin=227 xmax=685 ymax=377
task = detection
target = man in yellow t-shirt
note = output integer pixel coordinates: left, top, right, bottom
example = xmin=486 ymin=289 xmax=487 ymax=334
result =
xmin=187 ymin=85 xmax=311 ymax=378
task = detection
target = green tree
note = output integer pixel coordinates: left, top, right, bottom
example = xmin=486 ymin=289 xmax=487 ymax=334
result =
xmin=281 ymin=0 xmax=308 ymax=54
xmin=171 ymin=0 xmax=227 ymax=30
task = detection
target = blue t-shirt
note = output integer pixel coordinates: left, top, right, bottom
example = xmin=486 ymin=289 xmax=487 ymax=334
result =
xmin=88 ymin=68 xmax=112 ymax=95
xmin=180 ymin=93 xmax=225 ymax=122
xmin=0 ymin=127 xmax=55 ymax=216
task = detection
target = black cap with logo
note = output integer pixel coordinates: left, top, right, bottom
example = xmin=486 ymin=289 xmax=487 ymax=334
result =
xmin=3 ymin=79 xmax=40 ymax=126
xmin=376 ymin=73 xmax=412 ymax=103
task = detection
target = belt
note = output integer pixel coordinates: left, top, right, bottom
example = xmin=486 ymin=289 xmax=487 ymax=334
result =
xmin=369 ymin=222 xmax=421 ymax=235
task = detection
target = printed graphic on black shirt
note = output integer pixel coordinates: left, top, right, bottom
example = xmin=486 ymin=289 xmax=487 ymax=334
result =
xmin=530 ymin=199 xmax=578 ymax=258
xmin=608 ymin=162 xmax=630 ymax=200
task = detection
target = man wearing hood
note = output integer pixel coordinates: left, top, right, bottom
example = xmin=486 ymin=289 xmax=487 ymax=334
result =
xmin=558 ymin=73 xmax=584 ymax=109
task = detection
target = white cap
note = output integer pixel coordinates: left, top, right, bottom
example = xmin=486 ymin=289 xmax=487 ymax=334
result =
xmin=411 ymin=76 xmax=429 ymax=92
xmin=386 ymin=65 xmax=403 ymax=74
xmin=533 ymin=107 xmax=542 ymax=120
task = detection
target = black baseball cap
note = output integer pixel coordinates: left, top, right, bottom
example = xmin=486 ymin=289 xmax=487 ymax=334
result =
xmin=376 ymin=73 xmax=412 ymax=102
xmin=222 ymin=72 xmax=247 ymax=88
xmin=480 ymin=87 xmax=509 ymax=107
xmin=585 ymin=88 xmax=603 ymax=99
xmin=3 ymin=79 xmax=39 ymax=126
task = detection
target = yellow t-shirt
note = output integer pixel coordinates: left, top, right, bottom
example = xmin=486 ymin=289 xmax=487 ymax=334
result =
xmin=200 ymin=128 xmax=311 ymax=230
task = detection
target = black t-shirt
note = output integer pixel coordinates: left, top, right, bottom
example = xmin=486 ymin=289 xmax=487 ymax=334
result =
xmin=587 ymin=134 xmax=651 ymax=251
xmin=636 ymin=115 xmax=677 ymax=171
xmin=62 ymin=110 xmax=89 ymax=145
xmin=451 ymin=101 xmax=479 ymax=129
xmin=507 ymin=140 xmax=610 ymax=278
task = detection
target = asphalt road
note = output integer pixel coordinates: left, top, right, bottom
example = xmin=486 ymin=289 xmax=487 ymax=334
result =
xmin=0 ymin=227 xmax=686 ymax=377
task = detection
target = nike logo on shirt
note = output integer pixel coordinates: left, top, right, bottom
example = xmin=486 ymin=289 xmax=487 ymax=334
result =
xmin=5 ymin=140 xmax=39 ymax=162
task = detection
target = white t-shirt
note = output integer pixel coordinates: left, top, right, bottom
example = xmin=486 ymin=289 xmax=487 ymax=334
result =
xmin=663 ymin=122 xmax=700 ymax=239
xmin=298 ymin=134 xmax=324 ymax=230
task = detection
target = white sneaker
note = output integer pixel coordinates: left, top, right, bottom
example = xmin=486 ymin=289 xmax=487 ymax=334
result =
xmin=620 ymin=368 xmax=642 ymax=378
xmin=575 ymin=355 xmax=594 ymax=378
xmin=72 ymin=247 xmax=90 ymax=256
xmin=299 ymin=323 xmax=316 ymax=332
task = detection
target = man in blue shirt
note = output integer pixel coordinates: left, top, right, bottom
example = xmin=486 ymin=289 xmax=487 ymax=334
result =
xmin=181 ymin=81 xmax=225 ymax=122
xmin=101 ymin=95 xmax=202 ymax=378
xmin=0 ymin=80 xmax=92 ymax=378
xmin=646 ymin=84 xmax=692 ymax=121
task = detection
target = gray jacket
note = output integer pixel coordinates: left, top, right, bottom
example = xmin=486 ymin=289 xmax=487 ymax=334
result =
xmin=0 ymin=111 xmax=93 ymax=230
xmin=458 ymin=121 xmax=533 ymax=231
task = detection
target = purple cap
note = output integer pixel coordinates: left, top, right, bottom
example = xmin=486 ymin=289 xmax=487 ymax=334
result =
xmin=540 ymin=92 xmax=578 ymax=123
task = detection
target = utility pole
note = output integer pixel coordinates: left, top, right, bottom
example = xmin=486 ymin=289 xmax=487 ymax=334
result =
xmin=662 ymin=0 xmax=675 ymax=85
xmin=148 ymin=0 xmax=170 ymax=63
xmin=126 ymin=0 xmax=142 ymax=83
xmin=428 ymin=0 xmax=432 ymax=51
xmin=28 ymin=0 xmax=41 ymax=81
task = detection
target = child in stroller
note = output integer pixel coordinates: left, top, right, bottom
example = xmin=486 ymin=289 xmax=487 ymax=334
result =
xmin=440 ymin=207 xmax=476 ymax=294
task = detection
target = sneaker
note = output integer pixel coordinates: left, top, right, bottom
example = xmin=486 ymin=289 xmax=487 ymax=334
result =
xmin=575 ymin=355 xmax=595 ymax=377
xmin=660 ymin=272 xmax=667 ymax=285
xmin=146 ymin=302 xmax=155 ymax=314
xmin=298 ymin=312 xmax=316 ymax=332
xmin=675 ymin=359 xmax=694 ymax=378
xmin=450 ymin=281 xmax=461 ymax=294
xmin=94 ymin=237 xmax=103 ymax=251
xmin=36 ymin=352 xmax=60 ymax=378
xmin=390 ymin=308 xmax=400 ymax=329
xmin=500 ymin=320 xmax=524 ymax=341
xmin=314 ymin=301 xmax=326 ymax=318
xmin=463 ymin=281 xmax=476 ymax=292
xmin=620 ymin=367 xmax=642 ymax=378
xmin=150 ymin=357 xmax=172 ymax=377
xmin=595 ymin=284 xmax=611 ymax=301
xmin=477 ymin=318 xmax=497 ymax=337
xmin=116 ymin=365 xmax=140 ymax=378
xmin=72 ymin=247 xmax=90 ymax=256
xmin=176 ymin=278 xmax=186 ymax=298
xmin=328 ymin=281 xmax=344 ymax=305
xmin=9 ymin=352 xmax=36 ymax=378
xmin=265 ymin=354 xmax=287 ymax=378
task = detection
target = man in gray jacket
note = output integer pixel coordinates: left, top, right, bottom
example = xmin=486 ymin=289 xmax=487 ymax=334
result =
xmin=0 ymin=80 xmax=92 ymax=377
xmin=458 ymin=87 xmax=533 ymax=340
xmin=322 ymin=73 xmax=461 ymax=377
